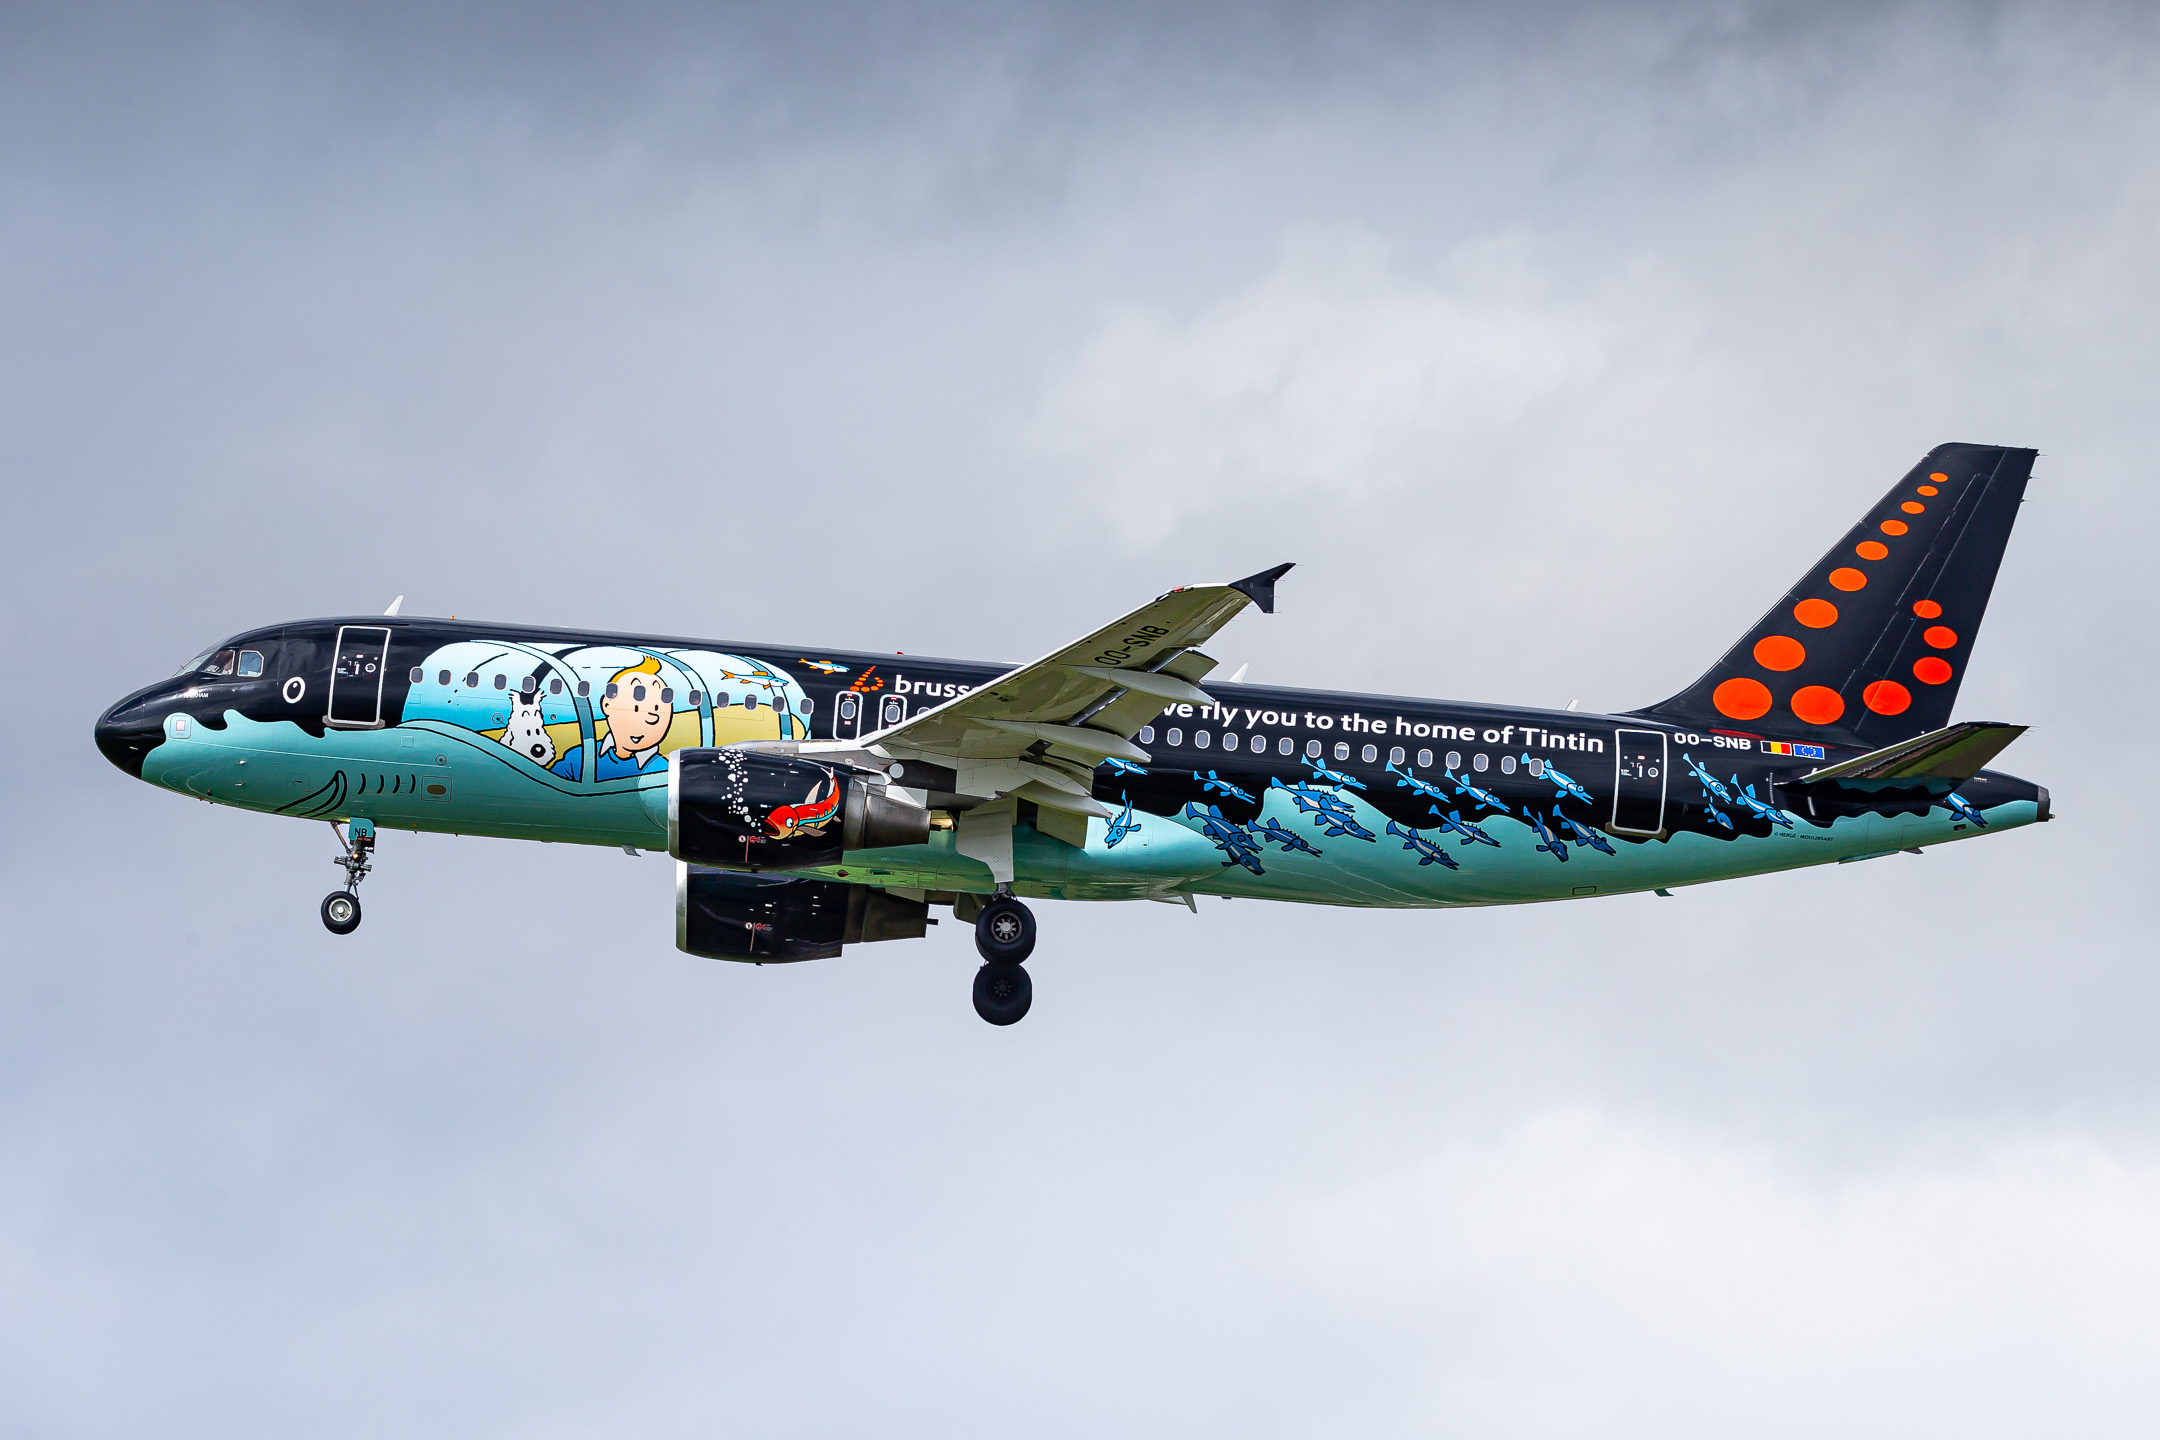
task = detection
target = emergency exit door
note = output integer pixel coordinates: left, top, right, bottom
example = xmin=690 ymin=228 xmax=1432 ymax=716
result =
xmin=833 ymin=690 xmax=864 ymax=740
xmin=1611 ymin=728 xmax=1668 ymax=834
xmin=326 ymin=625 xmax=391 ymax=729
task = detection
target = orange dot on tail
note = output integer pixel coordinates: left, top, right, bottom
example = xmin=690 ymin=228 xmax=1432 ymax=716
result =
xmin=1929 ymin=472 xmax=1947 ymax=481
xmin=1856 ymin=541 xmax=1889 ymax=560
xmin=1912 ymin=599 xmax=1942 ymax=618
xmin=1917 ymin=485 xmax=1938 ymax=496
xmin=1901 ymin=501 xmax=1926 ymax=514
xmin=1794 ymin=598 xmax=1839 ymax=628
xmin=1754 ymin=635 xmax=1806 ymax=671
xmin=1829 ymin=567 xmax=1868 ymax=591
xmin=1713 ymin=677 xmax=1773 ymax=720
xmin=1881 ymin=519 xmax=1909 ymax=536
xmin=1790 ymin=685 xmax=1845 ymax=725
xmin=1924 ymin=625 xmax=1958 ymax=648
xmin=1863 ymin=679 xmax=1912 ymax=715
xmin=1913 ymin=656 xmax=1953 ymax=685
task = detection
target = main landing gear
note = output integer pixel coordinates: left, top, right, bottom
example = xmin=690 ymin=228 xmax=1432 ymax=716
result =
xmin=971 ymin=891 xmax=1036 ymax=1026
xmin=321 ymin=819 xmax=375 ymax=935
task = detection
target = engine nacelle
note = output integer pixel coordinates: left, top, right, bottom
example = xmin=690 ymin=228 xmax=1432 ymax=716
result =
xmin=676 ymin=867 xmax=931 ymax=963
xmin=668 ymin=747 xmax=928 ymax=871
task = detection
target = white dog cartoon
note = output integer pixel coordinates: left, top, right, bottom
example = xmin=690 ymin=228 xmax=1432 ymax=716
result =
xmin=500 ymin=690 xmax=557 ymax=768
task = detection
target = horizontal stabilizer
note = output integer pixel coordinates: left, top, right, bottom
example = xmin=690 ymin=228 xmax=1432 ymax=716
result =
xmin=1796 ymin=721 xmax=2027 ymax=786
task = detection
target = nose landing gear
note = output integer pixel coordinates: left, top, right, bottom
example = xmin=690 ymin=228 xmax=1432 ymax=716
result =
xmin=971 ymin=890 xmax=1036 ymax=1025
xmin=321 ymin=819 xmax=374 ymax=935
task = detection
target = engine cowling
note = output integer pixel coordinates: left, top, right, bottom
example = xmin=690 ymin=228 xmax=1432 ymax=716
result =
xmin=676 ymin=867 xmax=931 ymax=963
xmin=668 ymin=747 xmax=929 ymax=871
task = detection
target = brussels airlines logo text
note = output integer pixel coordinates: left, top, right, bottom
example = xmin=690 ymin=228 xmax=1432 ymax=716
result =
xmin=892 ymin=674 xmax=973 ymax=700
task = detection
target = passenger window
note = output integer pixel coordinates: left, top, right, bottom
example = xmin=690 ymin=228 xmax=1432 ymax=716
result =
xmin=1333 ymin=742 xmax=1349 ymax=761
xmin=1279 ymin=737 xmax=1295 ymax=755
xmin=1138 ymin=726 xmax=1155 ymax=743
xmin=1528 ymin=758 xmax=1544 ymax=777
xmin=838 ymin=694 xmax=858 ymax=719
xmin=1221 ymin=733 xmax=1240 ymax=752
xmin=633 ymin=684 xmax=649 ymax=701
xmin=1390 ymin=746 xmax=1406 ymax=765
xmin=1362 ymin=744 xmax=1378 ymax=763
xmin=1443 ymin=750 xmax=1460 ymax=770
xmin=438 ymin=670 xmax=451 ymax=686
xmin=714 ymin=693 xmax=730 ymax=708
xmin=549 ymin=678 xmax=563 ymax=695
xmin=880 ymin=696 xmax=904 ymax=726
xmin=577 ymin=681 xmax=590 ymax=698
xmin=1500 ymin=755 xmax=1517 ymax=774
xmin=493 ymin=675 xmax=506 ymax=690
xmin=744 ymin=693 xmax=759 ymax=710
xmin=800 ymin=696 xmax=815 ymax=715
xmin=409 ymin=667 xmax=424 ymax=684
xmin=687 ymin=690 xmax=701 ymax=706
xmin=1165 ymin=728 xmax=1183 ymax=746
xmin=660 ymin=687 xmax=674 ymax=703
xmin=519 ymin=678 xmax=537 ymax=697
xmin=465 ymin=672 xmax=479 ymax=688
xmin=1305 ymin=740 xmax=1322 ymax=758
xmin=606 ymin=683 xmax=618 ymax=698
xmin=237 ymin=651 xmax=264 ymax=677
xmin=1473 ymin=753 xmax=1489 ymax=773
xmin=1194 ymin=730 xmax=1211 ymax=749
xmin=1418 ymin=748 xmax=1434 ymax=768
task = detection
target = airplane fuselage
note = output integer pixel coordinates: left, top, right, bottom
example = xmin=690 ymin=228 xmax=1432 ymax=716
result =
xmin=95 ymin=615 xmax=2048 ymax=909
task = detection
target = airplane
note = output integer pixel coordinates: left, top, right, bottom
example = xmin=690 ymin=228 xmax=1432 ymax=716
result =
xmin=1682 ymin=752 xmax=1735 ymax=804
xmin=1553 ymin=812 xmax=1617 ymax=856
xmin=1444 ymin=771 xmax=1512 ymax=814
xmin=1198 ymin=769 xmax=1256 ymax=802
xmin=1104 ymin=795 xmax=1140 ymax=849
xmin=1531 ymin=758 xmax=1594 ymax=806
xmin=1385 ymin=761 xmax=1454 ymax=805
xmin=1731 ymin=780 xmax=1796 ymax=829
xmin=1431 ymin=809 xmax=1502 ymax=848
xmin=1100 ymin=756 xmax=1149 ymax=778
xmin=1253 ymin=817 xmax=1324 ymax=856
xmin=1385 ymin=820 xmax=1462 ymax=870
xmin=1527 ymin=811 xmax=1570 ymax=862
xmin=94 ymin=443 xmax=2051 ymax=1027
xmin=1299 ymin=755 xmax=1369 ymax=791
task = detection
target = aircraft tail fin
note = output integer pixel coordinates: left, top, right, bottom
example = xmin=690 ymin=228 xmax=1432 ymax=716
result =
xmin=1634 ymin=443 xmax=2035 ymax=747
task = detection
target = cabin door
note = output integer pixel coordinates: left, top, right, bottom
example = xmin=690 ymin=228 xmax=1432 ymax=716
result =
xmin=326 ymin=625 xmax=392 ymax=730
xmin=833 ymin=690 xmax=865 ymax=740
xmin=1611 ymin=728 xmax=1668 ymax=834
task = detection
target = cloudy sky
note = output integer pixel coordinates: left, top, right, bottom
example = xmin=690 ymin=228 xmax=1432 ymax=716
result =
xmin=4 ymin=2 xmax=2157 ymax=1434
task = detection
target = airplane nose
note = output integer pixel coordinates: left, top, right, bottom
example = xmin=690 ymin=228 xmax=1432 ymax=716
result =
xmin=94 ymin=693 xmax=167 ymax=778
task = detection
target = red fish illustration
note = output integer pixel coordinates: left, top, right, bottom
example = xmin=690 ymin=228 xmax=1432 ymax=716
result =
xmin=765 ymin=770 xmax=842 ymax=840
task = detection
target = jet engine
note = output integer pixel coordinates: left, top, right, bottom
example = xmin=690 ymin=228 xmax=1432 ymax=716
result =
xmin=676 ymin=867 xmax=931 ymax=962
xmin=667 ymin=747 xmax=929 ymax=871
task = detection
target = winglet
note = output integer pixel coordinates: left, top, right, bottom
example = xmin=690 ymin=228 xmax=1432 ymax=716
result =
xmin=1229 ymin=563 xmax=1295 ymax=614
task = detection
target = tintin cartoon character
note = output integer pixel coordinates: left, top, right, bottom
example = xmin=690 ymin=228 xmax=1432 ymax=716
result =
xmin=585 ymin=655 xmax=675 ymax=781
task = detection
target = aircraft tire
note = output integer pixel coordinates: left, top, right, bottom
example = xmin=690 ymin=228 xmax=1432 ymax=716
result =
xmin=321 ymin=891 xmax=362 ymax=935
xmin=974 ymin=896 xmax=1036 ymax=964
xmin=973 ymin=962 xmax=1032 ymax=1025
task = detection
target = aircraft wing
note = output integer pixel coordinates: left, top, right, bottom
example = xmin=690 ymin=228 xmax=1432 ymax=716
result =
xmin=847 ymin=563 xmax=1292 ymax=819
xmin=1795 ymin=720 xmax=2027 ymax=786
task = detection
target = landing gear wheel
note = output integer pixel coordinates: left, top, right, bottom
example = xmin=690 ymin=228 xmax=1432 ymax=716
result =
xmin=975 ymin=896 xmax=1035 ymax=964
xmin=973 ymin=962 xmax=1033 ymax=1025
xmin=321 ymin=890 xmax=362 ymax=935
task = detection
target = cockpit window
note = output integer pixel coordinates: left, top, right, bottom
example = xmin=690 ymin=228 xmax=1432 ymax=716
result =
xmin=207 ymin=650 xmax=236 ymax=675
xmin=174 ymin=650 xmax=214 ymax=678
xmin=235 ymin=651 xmax=263 ymax=677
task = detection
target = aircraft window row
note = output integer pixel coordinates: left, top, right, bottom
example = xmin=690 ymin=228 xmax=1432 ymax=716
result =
xmin=1445 ymin=750 xmax=1462 ymax=769
xmin=201 ymin=649 xmax=264 ymax=677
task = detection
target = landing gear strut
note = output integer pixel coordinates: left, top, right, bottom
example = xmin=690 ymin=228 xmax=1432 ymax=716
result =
xmin=322 ymin=819 xmax=374 ymax=935
xmin=972 ymin=891 xmax=1035 ymax=1025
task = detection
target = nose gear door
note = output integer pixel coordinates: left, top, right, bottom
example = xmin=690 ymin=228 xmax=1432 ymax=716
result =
xmin=1611 ymin=728 xmax=1668 ymax=834
xmin=326 ymin=625 xmax=392 ymax=729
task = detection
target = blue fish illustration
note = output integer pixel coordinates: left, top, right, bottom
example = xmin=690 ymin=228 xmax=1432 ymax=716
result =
xmin=1732 ymin=779 xmax=1795 ymax=828
xmin=797 ymin=658 xmax=849 ymax=675
xmin=1445 ymin=770 xmax=1512 ymax=814
xmin=1254 ymin=817 xmax=1323 ymax=856
xmin=1528 ymin=756 xmax=1593 ymax=805
xmin=1198 ymin=769 xmax=1255 ymax=802
xmin=1701 ymin=795 xmax=1734 ymax=831
xmin=1553 ymin=811 xmax=1616 ymax=856
xmin=1944 ymin=792 xmax=1989 ymax=828
xmin=1386 ymin=761 xmax=1453 ymax=805
xmin=1185 ymin=802 xmax=1265 ymax=872
xmin=1307 ymin=810 xmax=1377 ymax=842
xmin=1104 ymin=794 xmax=1140 ymax=849
xmin=1431 ymin=808 xmax=1501 ymax=847
xmin=1272 ymin=777 xmax=1356 ymax=816
xmin=1101 ymin=756 xmax=1149 ymax=778
xmin=1300 ymin=754 xmax=1369 ymax=791
xmin=1528 ymin=810 xmax=1570 ymax=862
xmin=1683 ymin=753 xmax=1734 ymax=804
xmin=1385 ymin=819 xmax=1461 ymax=869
